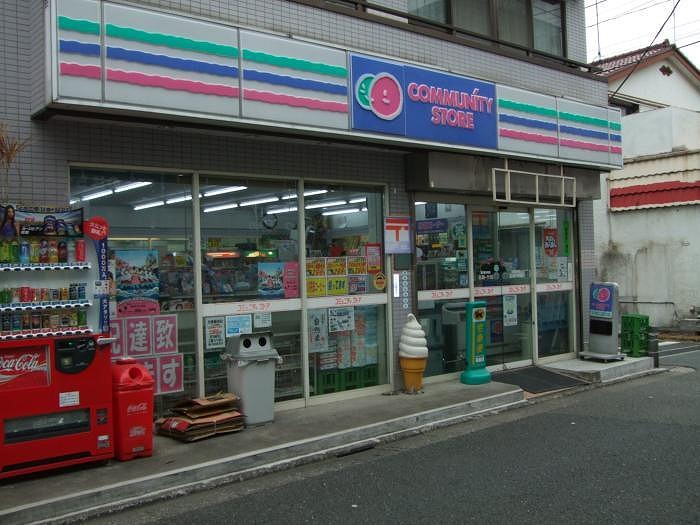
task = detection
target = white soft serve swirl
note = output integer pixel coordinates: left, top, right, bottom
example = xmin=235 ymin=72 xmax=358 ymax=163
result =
xmin=398 ymin=313 xmax=429 ymax=358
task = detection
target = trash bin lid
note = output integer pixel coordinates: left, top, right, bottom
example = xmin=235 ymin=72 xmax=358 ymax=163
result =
xmin=112 ymin=360 xmax=155 ymax=390
xmin=223 ymin=333 xmax=280 ymax=360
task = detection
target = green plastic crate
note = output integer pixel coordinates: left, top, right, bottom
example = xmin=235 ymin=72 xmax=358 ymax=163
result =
xmin=339 ymin=368 xmax=362 ymax=391
xmin=315 ymin=369 xmax=340 ymax=395
xmin=621 ymin=314 xmax=649 ymax=357
xmin=362 ymin=365 xmax=378 ymax=387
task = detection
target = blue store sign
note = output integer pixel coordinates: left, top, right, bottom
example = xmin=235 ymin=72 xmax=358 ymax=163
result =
xmin=351 ymin=54 xmax=497 ymax=149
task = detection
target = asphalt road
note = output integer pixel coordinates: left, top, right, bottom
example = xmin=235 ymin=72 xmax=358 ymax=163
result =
xmin=90 ymin=350 xmax=700 ymax=525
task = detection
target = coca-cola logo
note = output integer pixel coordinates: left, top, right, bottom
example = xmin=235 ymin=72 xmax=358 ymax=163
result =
xmin=127 ymin=402 xmax=148 ymax=414
xmin=129 ymin=426 xmax=146 ymax=437
xmin=0 ymin=352 xmax=48 ymax=385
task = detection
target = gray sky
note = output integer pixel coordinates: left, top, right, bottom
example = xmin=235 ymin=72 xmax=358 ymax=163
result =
xmin=585 ymin=0 xmax=699 ymax=67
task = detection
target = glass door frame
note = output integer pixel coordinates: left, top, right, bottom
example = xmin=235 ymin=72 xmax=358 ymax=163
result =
xmin=468 ymin=204 xmax=535 ymax=371
xmin=412 ymin=192 xmax=579 ymax=377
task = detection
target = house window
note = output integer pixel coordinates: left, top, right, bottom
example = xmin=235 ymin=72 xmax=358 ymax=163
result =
xmin=403 ymin=0 xmax=566 ymax=58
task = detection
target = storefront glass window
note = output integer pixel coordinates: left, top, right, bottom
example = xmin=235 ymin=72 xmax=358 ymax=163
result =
xmin=418 ymin=299 xmax=467 ymax=377
xmin=199 ymin=176 xmax=300 ymax=303
xmin=473 ymin=210 xmax=531 ymax=286
xmin=308 ymin=305 xmax=386 ymax=395
xmin=535 ymin=208 xmax=573 ymax=283
xmin=407 ymin=0 xmax=448 ymax=24
xmin=535 ymin=207 xmax=573 ymax=357
xmin=70 ymin=168 xmax=194 ymax=413
xmin=303 ymin=184 xmax=384 ymax=296
xmin=415 ymin=202 xmax=468 ymax=291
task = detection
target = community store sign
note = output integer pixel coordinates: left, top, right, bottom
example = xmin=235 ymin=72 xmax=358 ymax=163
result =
xmin=47 ymin=0 xmax=622 ymax=169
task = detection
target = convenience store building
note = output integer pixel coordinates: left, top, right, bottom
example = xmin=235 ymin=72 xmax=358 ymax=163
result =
xmin=2 ymin=0 xmax=621 ymax=413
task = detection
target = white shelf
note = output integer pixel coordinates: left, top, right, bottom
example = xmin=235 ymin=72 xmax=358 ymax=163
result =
xmin=0 ymin=262 xmax=91 ymax=272
xmin=0 ymin=301 xmax=92 ymax=312
xmin=0 ymin=328 xmax=93 ymax=340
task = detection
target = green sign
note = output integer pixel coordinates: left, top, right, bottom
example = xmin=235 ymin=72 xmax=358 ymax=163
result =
xmin=460 ymin=301 xmax=492 ymax=385
xmin=562 ymin=221 xmax=571 ymax=257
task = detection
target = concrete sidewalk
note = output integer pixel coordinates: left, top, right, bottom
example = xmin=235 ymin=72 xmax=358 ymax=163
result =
xmin=0 ymin=356 xmax=658 ymax=525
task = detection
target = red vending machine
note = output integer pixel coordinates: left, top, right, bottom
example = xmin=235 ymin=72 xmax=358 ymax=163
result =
xmin=0 ymin=207 xmax=114 ymax=479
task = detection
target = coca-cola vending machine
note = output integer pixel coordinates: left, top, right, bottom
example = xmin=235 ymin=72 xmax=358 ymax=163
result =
xmin=0 ymin=208 xmax=114 ymax=479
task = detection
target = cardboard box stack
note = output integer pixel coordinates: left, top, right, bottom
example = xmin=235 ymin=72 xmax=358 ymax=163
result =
xmin=155 ymin=392 xmax=244 ymax=442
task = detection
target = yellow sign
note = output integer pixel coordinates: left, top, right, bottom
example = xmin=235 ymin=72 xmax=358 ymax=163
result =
xmin=373 ymin=272 xmax=386 ymax=291
xmin=307 ymin=277 xmax=327 ymax=297
xmin=327 ymin=276 xmax=349 ymax=295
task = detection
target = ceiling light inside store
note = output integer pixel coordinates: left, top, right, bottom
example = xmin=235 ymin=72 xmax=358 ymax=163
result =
xmin=414 ymin=201 xmax=426 ymax=205
xmin=239 ymin=196 xmax=280 ymax=207
xmin=69 ymin=199 xmax=79 ymax=205
xmin=322 ymin=208 xmax=360 ymax=216
xmin=266 ymin=206 xmax=298 ymax=214
xmin=81 ymin=189 xmax=114 ymax=201
xmin=203 ymin=186 xmax=247 ymax=197
xmin=166 ymin=195 xmax=193 ymax=204
xmin=133 ymin=200 xmax=165 ymax=211
xmin=114 ymin=181 xmax=153 ymax=193
xmin=348 ymin=197 xmax=366 ymax=204
xmin=305 ymin=199 xmax=347 ymax=210
xmin=361 ymin=207 xmax=367 ymax=212
xmin=282 ymin=189 xmax=328 ymax=200
xmin=203 ymin=203 xmax=239 ymax=213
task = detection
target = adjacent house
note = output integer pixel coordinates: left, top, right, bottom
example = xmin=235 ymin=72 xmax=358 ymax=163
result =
xmin=591 ymin=40 xmax=700 ymax=328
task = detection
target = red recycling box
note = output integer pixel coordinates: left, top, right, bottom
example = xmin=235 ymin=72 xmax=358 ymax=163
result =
xmin=112 ymin=358 xmax=154 ymax=461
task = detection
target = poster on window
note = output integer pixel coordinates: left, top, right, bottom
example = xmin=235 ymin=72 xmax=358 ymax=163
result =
xmin=258 ymin=262 xmax=285 ymax=298
xmin=306 ymin=258 xmax=325 ymax=276
xmin=205 ymin=316 xmax=225 ymax=349
xmin=503 ymin=294 xmax=518 ymax=327
xmin=365 ymin=243 xmax=382 ymax=273
xmin=115 ymin=250 xmax=160 ymax=317
xmin=308 ymin=309 xmax=328 ymax=353
xmin=123 ymin=316 xmax=153 ymax=357
xmin=329 ymin=306 xmax=355 ymax=333
xmin=347 ymin=256 xmax=367 ymax=275
xmin=327 ymin=276 xmax=349 ymax=295
xmin=152 ymin=314 xmax=178 ymax=354
xmin=158 ymin=354 xmax=184 ymax=394
xmin=283 ymin=262 xmax=299 ymax=298
xmin=307 ymin=277 xmax=327 ymax=297
xmin=226 ymin=314 xmax=253 ymax=336
xmin=325 ymin=257 xmax=347 ymax=276
xmin=543 ymin=229 xmax=558 ymax=257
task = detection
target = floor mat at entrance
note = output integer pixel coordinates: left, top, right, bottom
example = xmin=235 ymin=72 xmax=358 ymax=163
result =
xmin=491 ymin=366 xmax=587 ymax=394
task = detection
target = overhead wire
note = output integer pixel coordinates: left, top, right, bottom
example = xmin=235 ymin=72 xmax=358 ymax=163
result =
xmin=609 ymin=0 xmax=683 ymax=100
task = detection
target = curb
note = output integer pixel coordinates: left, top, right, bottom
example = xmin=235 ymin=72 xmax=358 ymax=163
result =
xmin=2 ymin=389 xmax=525 ymax=525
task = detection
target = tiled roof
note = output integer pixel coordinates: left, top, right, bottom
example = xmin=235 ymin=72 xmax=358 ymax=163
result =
xmin=591 ymin=40 xmax=673 ymax=77
xmin=610 ymin=180 xmax=700 ymax=210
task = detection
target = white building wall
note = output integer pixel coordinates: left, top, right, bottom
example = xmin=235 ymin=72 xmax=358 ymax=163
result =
xmin=608 ymin=58 xmax=700 ymax=112
xmin=623 ymin=107 xmax=700 ymax=158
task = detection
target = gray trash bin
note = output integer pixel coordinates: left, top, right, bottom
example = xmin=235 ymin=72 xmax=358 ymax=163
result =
xmin=221 ymin=332 xmax=281 ymax=426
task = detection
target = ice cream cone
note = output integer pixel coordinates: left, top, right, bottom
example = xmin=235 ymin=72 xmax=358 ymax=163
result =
xmin=400 ymin=355 xmax=427 ymax=393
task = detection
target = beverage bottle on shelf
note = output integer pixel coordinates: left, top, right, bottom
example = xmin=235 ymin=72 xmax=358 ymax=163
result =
xmin=39 ymin=239 xmax=49 ymax=263
xmin=19 ymin=240 xmax=30 ymax=264
xmin=48 ymin=240 xmax=58 ymax=263
xmin=67 ymin=239 xmax=76 ymax=263
xmin=58 ymin=241 xmax=68 ymax=263
xmin=10 ymin=238 xmax=20 ymax=263
xmin=0 ymin=239 xmax=8 ymax=262
xmin=29 ymin=240 xmax=40 ymax=263
xmin=75 ymin=239 xmax=86 ymax=262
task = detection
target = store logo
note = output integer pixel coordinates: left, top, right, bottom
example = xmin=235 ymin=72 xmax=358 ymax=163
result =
xmin=355 ymin=72 xmax=403 ymax=120
xmin=127 ymin=402 xmax=148 ymax=414
xmin=593 ymin=287 xmax=611 ymax=302
xmin=0 ymin=352 xmax=48 ymax=386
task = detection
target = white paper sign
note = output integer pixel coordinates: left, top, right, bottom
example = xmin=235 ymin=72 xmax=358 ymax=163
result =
xmin=253 ymin=311 xmax=272 ymax=328
xmin=205 ymin=316 xmax=225 ymax=349
xmin=503 ymin=294 xmax=518 ymax=327
xmin=328 ymin=306 xmax=355 ymax=333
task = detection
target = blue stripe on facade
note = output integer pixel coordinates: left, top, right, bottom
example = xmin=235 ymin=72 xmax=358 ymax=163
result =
xmin=498 ymin=113 xmax=557 ymax=132
xmin=106 ymin=46 xmax=238 ymax=77
xmin=243 ymin=69 xmax=347 ymax=95
xmin=559 ymin=124 xmax=609 ymax=141
xmin=59 ymin=39 xmax=101 ymax=56
xmin=610 ymin=134 xmax=622 ymax=142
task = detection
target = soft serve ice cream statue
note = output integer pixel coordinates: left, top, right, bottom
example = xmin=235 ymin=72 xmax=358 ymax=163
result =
xmin=398 ymin=313 xmax=429 ymax=393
